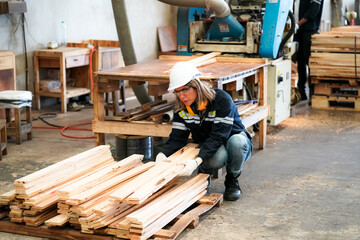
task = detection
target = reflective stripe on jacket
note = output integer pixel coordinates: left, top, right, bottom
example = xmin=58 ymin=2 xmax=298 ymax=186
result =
xmin=162 ymin=89 xmax=250 ymax=161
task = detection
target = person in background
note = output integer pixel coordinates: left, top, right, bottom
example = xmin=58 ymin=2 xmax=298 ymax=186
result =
xmin=155 ymin=61 xmax=252 ymax=201
xmin=295 ymin=0 xmax=324 ymax=102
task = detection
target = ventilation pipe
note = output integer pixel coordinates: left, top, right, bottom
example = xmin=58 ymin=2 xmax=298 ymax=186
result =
xmin=111 ymin=0 xmax=153 ymax=104
xmin=157 ymin=0 xmax=230 ymax=18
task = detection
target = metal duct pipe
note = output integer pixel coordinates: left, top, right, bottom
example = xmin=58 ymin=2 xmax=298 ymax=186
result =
xmin=158 ymin=0 xmax=230 ymax=18
xmin=111 ymin=0 xmax=153 ymax=104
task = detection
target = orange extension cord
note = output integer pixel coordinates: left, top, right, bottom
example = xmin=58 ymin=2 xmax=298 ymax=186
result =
xmin=32 ymin=46 xmax=97 ymax=139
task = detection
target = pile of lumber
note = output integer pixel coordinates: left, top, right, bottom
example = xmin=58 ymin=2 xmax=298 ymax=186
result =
xmin=0 ymin=144 xmax=216 ymax=240
xmin=5 ymin=146 xmax=115 ymax=226
xmin=106 ymin=100 xmax=175 ymax=123
xmin=310 ymin=26 xmax=360 ymax=82
xmin=310 ymin=26 xmax=360 ymax=111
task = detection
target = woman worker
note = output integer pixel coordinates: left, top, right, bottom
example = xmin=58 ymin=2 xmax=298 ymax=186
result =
xmin=156 ymin=61 xmax=252 ymax=201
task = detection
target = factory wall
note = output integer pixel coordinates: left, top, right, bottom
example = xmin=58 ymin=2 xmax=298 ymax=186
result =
xmin=0 ymin=0 xmax=176 ymax=92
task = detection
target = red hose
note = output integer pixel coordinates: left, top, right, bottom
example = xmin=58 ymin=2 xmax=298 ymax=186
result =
xmin=33 ymin=122 xmax=94 ymax=139
xmin=60 ymin=122 xmax=94 ymax=139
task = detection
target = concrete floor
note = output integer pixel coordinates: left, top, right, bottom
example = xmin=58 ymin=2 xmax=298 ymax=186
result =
xmin=0 ymin=100 xmax=360 ymax=240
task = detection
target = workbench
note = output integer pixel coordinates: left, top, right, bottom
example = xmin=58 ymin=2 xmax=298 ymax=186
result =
xmin=93 ymin=55 xmax=268 ymax=149
xmin=34 ymin=47 xmax=92 ymax=113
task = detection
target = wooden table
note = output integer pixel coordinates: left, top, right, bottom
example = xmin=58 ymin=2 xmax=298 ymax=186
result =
xmin=34 ymin=47 xmax=92 ymax=113
xmin=93 ymin=56 xmax=268 ymax=149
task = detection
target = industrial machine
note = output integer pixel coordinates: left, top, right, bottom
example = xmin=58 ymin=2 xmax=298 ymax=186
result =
xmin=159 ymin=0 xmax=296 ymax=125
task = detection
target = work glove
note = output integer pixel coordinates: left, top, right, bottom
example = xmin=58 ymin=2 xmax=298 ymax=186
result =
xmin=177 ymin=157 xmax=203 ymax=176
xmin=155 ymin=152 xmax=170 ymax=164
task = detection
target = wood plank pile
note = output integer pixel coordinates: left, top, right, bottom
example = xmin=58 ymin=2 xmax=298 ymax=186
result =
xmin=106 ymin=100 xmax=175 ymax=123
xmin=237 ymin=103 xmax=268 ymax=129
xmin=310 ymin=26 xmax=360 ymax=111
xmin=0 ymin=144 xmax=219 ymax=240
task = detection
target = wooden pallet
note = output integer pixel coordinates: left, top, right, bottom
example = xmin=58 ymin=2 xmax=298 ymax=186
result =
xmin=152 ymin=193 xmax=223 ymax=240
xmin=0 ymin=219 xmax=115 ymax=240
xmin=312 ymin=95 xmax=360 ymax=111
xmin=311 ymin=77 xmax=360 ymax=87
xmin=314 ymin=83 xmax=360 ymax=97
xmin=0 ymin=193 xmax=222 ymax=240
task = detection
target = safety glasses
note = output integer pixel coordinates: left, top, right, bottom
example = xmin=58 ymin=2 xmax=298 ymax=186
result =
xmin=172 ymin=86 xmax=192 ymax=96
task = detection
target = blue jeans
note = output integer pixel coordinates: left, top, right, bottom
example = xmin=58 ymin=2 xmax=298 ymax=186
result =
xmin=199 ymin=132 xmax=252 ymax=176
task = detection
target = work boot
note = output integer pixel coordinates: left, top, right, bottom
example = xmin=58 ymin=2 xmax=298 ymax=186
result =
xmin=224 ymin=173 xmax=242 ymax=201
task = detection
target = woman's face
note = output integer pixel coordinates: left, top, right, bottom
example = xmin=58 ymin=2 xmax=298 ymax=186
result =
xmin=174 ymin=85 xmax=197 ymax=106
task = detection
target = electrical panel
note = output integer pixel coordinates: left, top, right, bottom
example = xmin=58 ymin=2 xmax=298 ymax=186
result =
xmin=267 ymin=59 xmax=292 ymax=126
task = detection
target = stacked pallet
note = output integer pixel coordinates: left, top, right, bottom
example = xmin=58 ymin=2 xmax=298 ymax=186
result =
xmin=310 ymin=26 xmax=360 ymax=110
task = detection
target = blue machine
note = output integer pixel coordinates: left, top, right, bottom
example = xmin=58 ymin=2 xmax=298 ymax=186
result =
xmin=259 ymin=0 xmax=294 ymax=58
xmin=204 ymin=14 xmax=245 ymax=41
xmin=177 ymin=7 xmax=206 ymax=56
xmin=176 ymin=0 xmax=293 ymax=59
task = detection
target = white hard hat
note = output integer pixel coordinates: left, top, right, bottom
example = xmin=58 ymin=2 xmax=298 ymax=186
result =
xmin=168 ymin=61 xmax=202 ymax=91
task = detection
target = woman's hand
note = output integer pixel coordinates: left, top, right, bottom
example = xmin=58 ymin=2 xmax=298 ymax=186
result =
xmin=155 ymin=152 xmax=170 ymax=164
xmin=177 ymin=157 xmax=202 ymax=176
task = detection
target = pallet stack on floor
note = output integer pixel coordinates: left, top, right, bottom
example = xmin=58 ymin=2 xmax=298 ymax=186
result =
xmin=0 ymin=144 xmax=220 ymax=240
xmin=310 ymin=26 xmax=360 ymax=111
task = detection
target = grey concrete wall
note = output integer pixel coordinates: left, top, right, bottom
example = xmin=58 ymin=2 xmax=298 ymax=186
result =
xmin=0 ymin=0 xmax=176 ymax=93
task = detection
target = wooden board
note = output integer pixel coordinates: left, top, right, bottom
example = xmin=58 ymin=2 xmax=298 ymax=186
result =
xmin=312 ymin=95 xmax=360 ymax=111
xmin=95 ymin=58 xmax=267 ymax=83
xmin=157 ymin=26 xmax=177 ymax=53
xmin=314 ymin=83 xmax=360 ymax=97
xmin=0 ymin=219 xmax=116 ymax=240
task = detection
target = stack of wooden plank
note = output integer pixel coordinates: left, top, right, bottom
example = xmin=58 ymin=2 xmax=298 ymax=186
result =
xmin=0 ymin=190 xmax=14 ymax=219
xmin=0 ymin=144 xmax=219 ymax=240
xmin=106 ymin=100 xmax=175 ymax=123
xmin=125 ymin=174 xmax=209 ymax=240
xmin=310 ymin=26 xmax=360 ymax=111
xmin=8 ymin=146 xmax=115 ymax=226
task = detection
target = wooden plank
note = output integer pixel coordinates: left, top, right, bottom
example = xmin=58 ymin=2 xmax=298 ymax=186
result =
xmin=126 ymin=175 xmax=209 ymax=228
xmin=312 ymin=95 xmax=360 ymax=111
xmin=187 ymin=52 xmax=221 ymax=66
xmin=66 ymin=162 xmax=155 ymax=205
xmin=92 ymin=120 xmax=172 ymax=137
xmin=110 ymin=163 xmax=172 ymax=202
xmin=95 ymin=59 xmax=266 ymax=82
xmin=129 ymin=190 xmax=206 ymax=240
xmin=157 ymin=26 xmax=177 ymax=53
xmin=125 ymin=165 xmax=184 ymax=204
xmin=44 ymin=214 xmax=69 ymax=227
xmin=58 ymin=154 xmax=143 ymax=198
xmin=0 ymin=190 xmax=15 ymax=204
xmin=241 ymin=105 xmax=268 ymax=129
xmin=15 ymin=145 xmax=111 ymax=186
xmin=23 ymin=209 xmax=58 ymax=227
xmin=0 ymin=219 xmax=116 ymax=240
